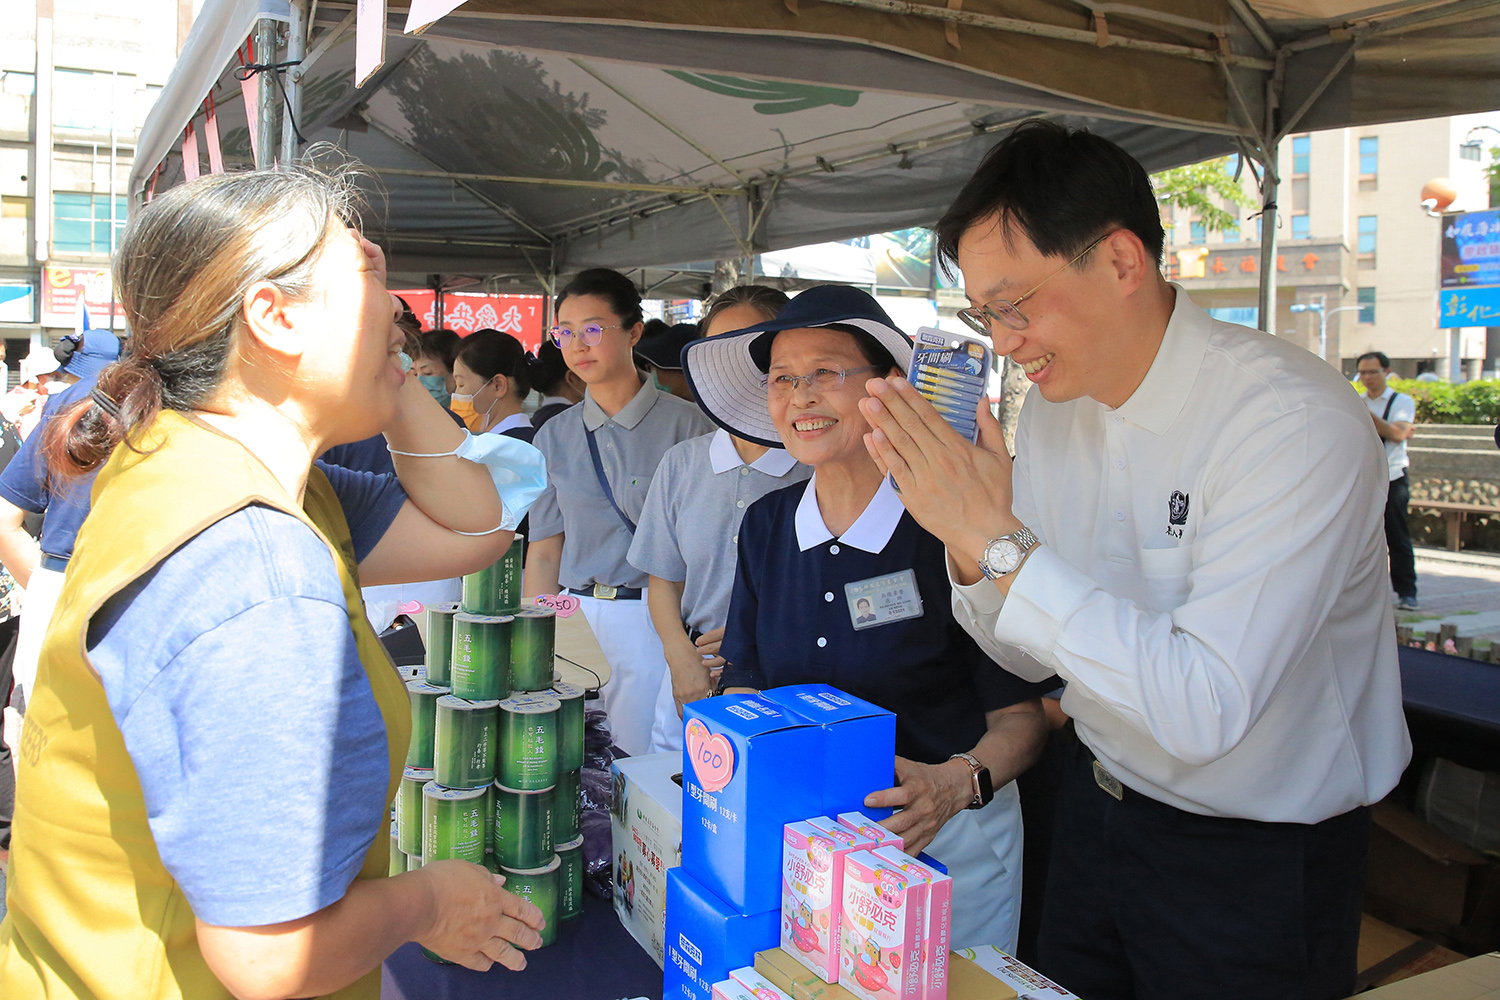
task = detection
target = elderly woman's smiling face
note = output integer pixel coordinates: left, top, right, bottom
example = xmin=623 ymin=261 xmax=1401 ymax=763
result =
xmin=766 ymin=327 xmax=892 ymax=469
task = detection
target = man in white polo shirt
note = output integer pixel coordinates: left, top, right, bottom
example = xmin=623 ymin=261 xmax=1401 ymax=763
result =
xmin=858 ymin=120 xmax=1410 ymax=1000
xmin=1358 ymin=351 xmax=1418 ymax=609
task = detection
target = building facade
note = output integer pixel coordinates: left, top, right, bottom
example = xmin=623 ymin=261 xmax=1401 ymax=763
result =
xmin=1165 ymin=113 xmax=1500 ymax=379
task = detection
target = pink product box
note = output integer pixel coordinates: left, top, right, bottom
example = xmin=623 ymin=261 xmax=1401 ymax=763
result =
xmin=873 ymin=847 xmax=953 ymax=1000
xmin=729 ymin=966 xmax=790 ymax=1000
xmin=712 ymin=981 xmax=757 ymax=1000
xmin=834 ymin=812 xmax=905 ymax=851
xmin=839 ymin=851 xmax=928 ymax=1000
xmin=782 ymin=820 xmax=876 ymax=984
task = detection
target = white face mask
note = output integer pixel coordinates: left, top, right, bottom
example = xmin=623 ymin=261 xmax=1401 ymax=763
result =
xmin=387 ymin=431 xmax=547 ymax=534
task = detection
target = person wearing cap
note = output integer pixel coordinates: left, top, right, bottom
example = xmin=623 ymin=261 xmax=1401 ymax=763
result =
xmin=0 ymin=329 xmax=121 ymax=717
xmin=523 ymin=268 xmax=713 ymax=757
xmin=634 ymin=322 xmax=700 ymax=402
xmin=685 ymin=284 xmax=1053 ymax=952
xmin=628 ymin=286 xmax=808 ymax=728
xmin=856 ymin=120 xmax=1408 ymax=999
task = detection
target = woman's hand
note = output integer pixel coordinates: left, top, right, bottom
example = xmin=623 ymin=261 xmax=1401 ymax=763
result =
xmin=415 ymin=860 xmax=545 ymax=971
xmin=665 ymin=636 xmax=715 ymax=718
xmin=693 ymin=626 xmax=727 ymax=668
xmin=861 ymin=756 xmax=974 ymax=856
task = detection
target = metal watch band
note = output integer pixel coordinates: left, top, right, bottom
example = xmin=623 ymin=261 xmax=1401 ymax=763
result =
xmin=949 ymin=752 xmax=984 ymax=808
xmin=978 ymin=526 xmax=1041 ymax=579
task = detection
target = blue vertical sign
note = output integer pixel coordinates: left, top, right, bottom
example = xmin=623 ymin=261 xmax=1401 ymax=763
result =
xmin=1440 ymin=210 xmax=1500 ymax=327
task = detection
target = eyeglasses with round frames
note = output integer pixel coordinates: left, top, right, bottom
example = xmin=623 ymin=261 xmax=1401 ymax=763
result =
xmin=762 ymin=365 xmax=883 ymax=395
xmin=956 ymin=230 xmax=1114 ymax=336
xmin=549 ymin=322 xmax=622 ymax=348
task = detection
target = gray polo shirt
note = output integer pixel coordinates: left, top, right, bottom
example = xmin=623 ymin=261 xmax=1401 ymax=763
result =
xmin=529 ymin=377 xmax=713 ymax=591
xmin=628 ymin=430 xmax=810 ymax=634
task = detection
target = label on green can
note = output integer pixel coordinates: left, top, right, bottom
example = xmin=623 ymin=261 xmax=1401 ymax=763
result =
xmin=551 ymin=682 xmax=586 ymax=772
xmin=552 ymin=766 xmax=581 ymax=844
xmin=424 ymin=602 xmax=463 ymax=686
xmin=450 ymin=613 xmax=512 ymax=701
xmin=422 ymin=781 xmax=487 ymax=864
xmin=492 ymin=782 xmax=555 ymax=870
xmin=398 ymin=766 xmax=433 ymax=855
xmin=509 ymin=608 xmax=556 ymax=693
xmin=405 ymin=680 xmax=450 ymax=769
xmin=462 ymin=536 xmax=525 ymax=615
xmin=502 ymin=854 xmax=561 ymax=947
xmin=557 ymin=834 xmax=585 ymax=921
xmin=497 ymin=694 xmax=560 ymax=791
xmin=434 ymin=695 xmax=499 ymax=790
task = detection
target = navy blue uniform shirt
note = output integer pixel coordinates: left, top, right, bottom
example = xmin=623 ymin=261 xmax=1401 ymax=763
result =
xmin=0 ymin=378 xmax=96 ymax=559
xmin=721 ymin=477 xmax=1056 ymax=764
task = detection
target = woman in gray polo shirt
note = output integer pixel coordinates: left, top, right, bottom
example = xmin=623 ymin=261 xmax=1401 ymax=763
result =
xmin=523 ymin=269 xmax=712 ymax=757
xmin=628 ymin=286 xmax=810 ymax=732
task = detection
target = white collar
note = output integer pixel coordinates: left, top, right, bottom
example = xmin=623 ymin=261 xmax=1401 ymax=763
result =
xmin=708 ymin=428 xmax=800 ymax=477
xmin=539 ymin=395 xmax=573 ymax=408
xmin=489 ymin=412 xmax=533 ymax=434
xmin=1112 ymin=284 xmax=1211 ymax=436
xmin=794 ymin=472 xmax=905 ymax=554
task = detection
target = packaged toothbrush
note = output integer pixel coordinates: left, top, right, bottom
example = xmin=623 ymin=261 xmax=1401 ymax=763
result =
xmin=907 ymin=327 xmax=993 ymax=443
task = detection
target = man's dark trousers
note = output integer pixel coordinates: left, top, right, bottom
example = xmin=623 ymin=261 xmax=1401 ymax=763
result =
xmin=1385 ymin=472 xmax=1417 ymax=601
xmin=1036 ymin=737 xmax=1370 ymax=1000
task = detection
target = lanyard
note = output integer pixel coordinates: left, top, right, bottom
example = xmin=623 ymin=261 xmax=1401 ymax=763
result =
xmin=1382 ymin=394 xmax=1395 ymax=421
xmin=585 ymin=427 xmax=636 ymax=534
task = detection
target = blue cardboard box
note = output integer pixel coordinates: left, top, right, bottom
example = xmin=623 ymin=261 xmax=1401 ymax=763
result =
xmin=663 ymin=866 xmax=779 ymax=1000
xmin=682 ymin=695 xmax=824 ymax=914
xmin=761 ymin=684 xmax=897 ymax=821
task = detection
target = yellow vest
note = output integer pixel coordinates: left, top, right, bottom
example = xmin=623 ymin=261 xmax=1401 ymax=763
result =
xmin=0 ymin=411 xmax=410 ymax=999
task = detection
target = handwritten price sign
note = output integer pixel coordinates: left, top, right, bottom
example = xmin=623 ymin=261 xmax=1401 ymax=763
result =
xmin=533 ymin=593 xmax=581 ymax=618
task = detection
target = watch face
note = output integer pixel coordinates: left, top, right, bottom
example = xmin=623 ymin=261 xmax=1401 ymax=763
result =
xmin=984 ymin=539 xmax=1024 ymax=575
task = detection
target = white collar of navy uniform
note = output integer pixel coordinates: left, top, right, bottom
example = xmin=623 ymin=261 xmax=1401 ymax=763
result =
xmin=794 ymin=472 xmax=904 ymax=554
xmin=708 ymin=428 xmax=800 ymax=477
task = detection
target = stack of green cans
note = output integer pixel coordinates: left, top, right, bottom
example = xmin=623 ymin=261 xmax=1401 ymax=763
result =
xmin=508 ymin=608 xmax=556 ymax=693
xmin=424 ymin=602 xmax=463 ymax=687
xmin=549 ymin=682 xmax=586 ymax=856
xmin=462 ymin=535 xmax=525 ymax=615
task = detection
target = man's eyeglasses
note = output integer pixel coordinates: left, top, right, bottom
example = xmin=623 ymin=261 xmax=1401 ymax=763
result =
xmin=956 ymin=230 xmax=1113 ymax=336
xmin=762 ymin=366 xmax=883 ymax=395
xmin=549 ymin=323 xmax=622 ymax=348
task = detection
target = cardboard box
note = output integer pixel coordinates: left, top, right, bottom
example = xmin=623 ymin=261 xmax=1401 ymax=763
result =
xmin=731 ymin=966 xmax=793 ymax=1000
xmin=665 ymin=866 xmax=780 ymax=1000
xmin=611 ymin=751 xmax=684 ymax=968
xmin=761 ymin=685 xmax=897 ymax=820
xmin=951 ymin=946 xmax=1079 ymax=998
xmin=841 ymin=851 xmax=927 ymax=1000
xmin=874 ymin=847 xmax=953 ymax=1000
xmin=783 ymin=820 xmax=875 ymax=983
xmin=755 ymin=949 xmax=1017 ymax=1000
xmin=1353 ymin=952 xmax=1500 ymax=999
xmin=682 ymin=695 xmax=826 ymax=914
xmin=712 ymin=981 xmax=758 ymax=1000
xmin=1366 ymin=801 xmax=1500 ymax=952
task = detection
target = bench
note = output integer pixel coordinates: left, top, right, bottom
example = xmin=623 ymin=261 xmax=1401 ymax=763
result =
xmin=1408 ymin=499 xmax=1500 ymax=552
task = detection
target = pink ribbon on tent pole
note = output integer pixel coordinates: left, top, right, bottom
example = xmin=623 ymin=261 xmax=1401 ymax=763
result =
xmin=239 ymin=39 xmax=261 ymax=164
xmin=204 ymin=93 xmax=225 ymax=173
xmin=182 ymin=121 xmax=200 ymax=181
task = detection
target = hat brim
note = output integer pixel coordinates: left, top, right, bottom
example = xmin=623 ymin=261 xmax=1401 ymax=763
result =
xmin=681 ymin=316 xmax=913 ymax=449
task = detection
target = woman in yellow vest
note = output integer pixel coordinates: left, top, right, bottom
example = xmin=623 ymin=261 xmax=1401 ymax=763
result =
xmin=0 ymin=165 xmax=545 ymax=999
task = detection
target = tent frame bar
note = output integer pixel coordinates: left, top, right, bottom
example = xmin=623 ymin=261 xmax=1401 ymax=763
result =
xmin=369 ymin=165 xmax=737 ymax=197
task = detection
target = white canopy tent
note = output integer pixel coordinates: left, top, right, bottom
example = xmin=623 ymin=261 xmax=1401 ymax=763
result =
xmin=133 ymin=0 xmax=1500 ymax=327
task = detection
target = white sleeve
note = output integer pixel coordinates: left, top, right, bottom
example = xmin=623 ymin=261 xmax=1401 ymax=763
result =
xmin=986 ymin=405 xmax=1386 ymax=766
xmin=1390 ymin=393 xmax=1417 ymax=425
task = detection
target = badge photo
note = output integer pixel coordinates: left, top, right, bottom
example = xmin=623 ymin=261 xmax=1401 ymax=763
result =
xmin=844 ymin=570 xmax=923 ymax=631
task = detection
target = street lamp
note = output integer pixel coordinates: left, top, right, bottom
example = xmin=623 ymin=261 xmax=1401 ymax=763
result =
xmin=1290 ymin=296 xmax=1366 ymax=361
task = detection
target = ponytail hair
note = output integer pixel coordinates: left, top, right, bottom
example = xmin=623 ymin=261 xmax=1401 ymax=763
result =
xmin=41 ymin=154 xmax=363 ymax=478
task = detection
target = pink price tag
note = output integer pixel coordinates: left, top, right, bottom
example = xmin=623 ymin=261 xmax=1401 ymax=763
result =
xmin=534 ymin=593 xmax=580 ymax=618
xmin=398 ymin=600 xmax=424 ymax=616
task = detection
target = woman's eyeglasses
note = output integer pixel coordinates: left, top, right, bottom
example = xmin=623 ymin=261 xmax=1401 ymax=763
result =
xmin=548 ymin=323 xmax=622 ymax=348
xmin=762 ymin=365 xmax=883 ymax=395
xmin=956 ymin=230 xmax=1113 ymax=336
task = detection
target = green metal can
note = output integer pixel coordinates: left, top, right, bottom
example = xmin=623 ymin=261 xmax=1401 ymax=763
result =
xmin=484 ymin=783 xmax=496 ymax=853
xmin=557 ymin=835 xmax=585 ymax=921
xmin=492 ymin=782 xmax=555 ymax=870
xmin=501 ymin=855 xmax=561 ymax=948
xmin=434 ymin=695 xmax=499 ymax=790
xmin=407 ymin=854 xmax=424 ymax=872
xmin=450 ymin=613 xmax=512 ymax=701
xmin=551 ymin=682 xmax=586 ymax=772
xmin=462 ymin=536 xmax=525 ymax=614
xmin=397 ymin=765 xmax=433 ymax=855
xmin=424 ymin=602 xmax=463 ymax=686
xmin=405 ymin=680 xmax=450 ymax=769
xmin=552 ymin=766 xmax=581 ymax=844
xmin=509 ymin=608 xmax=556 ymax=692
xmin=389 ymin=824 xmax=403 ymax=878
xmin=496 ymin=694 xmax=560 ymax=791
xmin=484 ymin=851 xmax=502 ymax=874
xmin=422 ymin=781 xmax=487 ymax=864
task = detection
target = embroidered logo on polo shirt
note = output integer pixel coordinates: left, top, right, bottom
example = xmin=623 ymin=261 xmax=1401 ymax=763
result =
xmin=1166 ymin=491 xmax=1190 ymax=538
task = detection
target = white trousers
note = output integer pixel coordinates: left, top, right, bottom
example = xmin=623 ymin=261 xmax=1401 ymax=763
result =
xmin=576 ymin=595 xmax=677 ymax=758
xmin=11 ymin=564 xmax=66 ymax=707
xmin=925 ymin=780 xmax=1025 ymax=953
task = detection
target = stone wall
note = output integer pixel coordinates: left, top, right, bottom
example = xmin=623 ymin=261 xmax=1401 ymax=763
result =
xmin=1407 ymin=425 xmax=1500 ymax=551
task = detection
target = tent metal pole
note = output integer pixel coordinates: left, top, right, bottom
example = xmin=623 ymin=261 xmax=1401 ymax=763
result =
xmin=1256 ymin=59 xmax=1284 ymax=334
xmin=282 ymin=1 xmax=309 ymax=165
xmin=254 ymin=18 xmax=278 ymax=168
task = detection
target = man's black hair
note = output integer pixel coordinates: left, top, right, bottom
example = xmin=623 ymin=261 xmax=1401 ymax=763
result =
xmin=933 ymin=119 xmax=1165 ymax=277
xmin=555 ymin=268 xmax=644 ymax=328
xmin=1357 ymin=351 xmax=1391 ymax=369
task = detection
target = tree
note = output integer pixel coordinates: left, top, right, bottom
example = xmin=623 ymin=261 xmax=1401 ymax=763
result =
xmin=1151 ymin=156 xmax=1257 ymax=236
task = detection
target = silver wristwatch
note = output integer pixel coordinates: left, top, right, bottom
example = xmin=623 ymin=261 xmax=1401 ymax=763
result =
xmin=977 ymin=526 xmax=1041 ymax=580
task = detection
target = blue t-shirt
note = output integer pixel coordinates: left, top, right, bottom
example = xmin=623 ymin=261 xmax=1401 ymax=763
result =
xmin=320 ymin=409 xmax=466 ymax=477
xmin=84 ymin=461 xmax=407 ymax=927
xmin=0 ymin=378 xmax=96 ymax=559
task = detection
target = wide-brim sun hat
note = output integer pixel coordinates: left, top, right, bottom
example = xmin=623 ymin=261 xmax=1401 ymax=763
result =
xmin=681 ymin=284 xmax=913 ymax=448
xmin=57 ymin=330 xmax=122 ymax=381
xmin=634 ymin=322 xmax=699 ymax=372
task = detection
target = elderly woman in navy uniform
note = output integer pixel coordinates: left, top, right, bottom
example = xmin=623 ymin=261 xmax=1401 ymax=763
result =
xmin=683 ymin=285 xmax=1054 ymax=952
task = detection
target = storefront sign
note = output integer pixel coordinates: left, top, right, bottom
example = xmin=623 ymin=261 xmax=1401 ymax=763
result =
xmin=392 ymin=289 xmax=545 ymax=353
xmin=40 ymin=266 xmax=120 ymax=328
xmin=0 ymin=283 xmax=33 ymax=324
xmin=1439 ymin=286 xmax=1500 ymax=327
xmin=1441 ymin=210 xmax=1500 ymax=288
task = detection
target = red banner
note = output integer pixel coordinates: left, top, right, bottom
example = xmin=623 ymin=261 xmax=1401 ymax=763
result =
xmin=393 ymin=289 xmax=545 ymax=353
xmin=41 ymin=266 xmax=122 ymax=328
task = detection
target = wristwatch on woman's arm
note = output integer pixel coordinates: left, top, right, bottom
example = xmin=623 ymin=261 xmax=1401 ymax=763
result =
xmin=949 ymin=752 xmax=994 ymax=809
